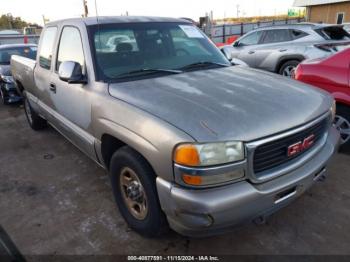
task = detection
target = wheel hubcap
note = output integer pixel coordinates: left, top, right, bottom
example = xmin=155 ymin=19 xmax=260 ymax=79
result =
xmin=282 ymin=66 xmax=296 ymax=77
xmin=334 ymin=115 xmax=350 ymax=144
xmin=119 ymin=167 xmax=148 ymax=220
xmin=24 ymin=99 xmax=33 ymax=125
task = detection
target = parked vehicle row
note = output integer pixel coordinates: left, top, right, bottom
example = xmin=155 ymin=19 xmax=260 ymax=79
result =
xmin=221 ymin=23 xmax=350 ymax=77
xmin=0 ymin=44 xmax=37 ymax=104
xmin=11 ymin=16 xmax=340 ymax=237
xmin=293 ymin=44 xmax=350 ymax=147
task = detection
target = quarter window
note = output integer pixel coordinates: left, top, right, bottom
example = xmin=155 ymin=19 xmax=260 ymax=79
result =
xmin=39 ymin=27 xmax=57 ymax=70
xmin=56 ymin=27 xmax=85 ymax=71
xmin=262 ymin=29 xmax=292 ymax=44
xmin=290 ymin=29 xmax=309 ymax=40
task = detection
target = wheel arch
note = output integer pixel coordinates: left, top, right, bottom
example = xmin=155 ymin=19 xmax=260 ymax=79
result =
xmin=275 ymin=55 xmax=305 ymax=73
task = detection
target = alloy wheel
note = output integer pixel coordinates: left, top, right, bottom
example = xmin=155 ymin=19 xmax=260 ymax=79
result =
xmin=334 ymin=115 xmax=350 ymax=144
xmin=282 ymin=66 xmax=296 ymax=78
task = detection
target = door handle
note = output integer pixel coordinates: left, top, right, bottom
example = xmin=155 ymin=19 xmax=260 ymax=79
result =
xmin=248 ymin=51 xmax=255 ymax=54
xmin=279 ymin=49 xmax=288 ymax=52
xmin=49 ymin=82 xmax=56 ymax=93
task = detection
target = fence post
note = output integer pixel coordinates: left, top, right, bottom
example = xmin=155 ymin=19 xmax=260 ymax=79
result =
xmin=223 ymin=24 xmax=226 ymax=43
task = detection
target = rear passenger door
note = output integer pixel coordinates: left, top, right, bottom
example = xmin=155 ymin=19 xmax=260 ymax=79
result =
xmin=48 ymin=25 xmax=96 ymax=159
xmin=254 ymin=29 xmax=293 ymax=71
xmin=33 ymin=26 xmax=58 ymax=119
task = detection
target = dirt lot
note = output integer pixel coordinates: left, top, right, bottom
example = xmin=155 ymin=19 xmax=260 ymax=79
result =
xmin=0 ymin=103 xmax=350 ymax=256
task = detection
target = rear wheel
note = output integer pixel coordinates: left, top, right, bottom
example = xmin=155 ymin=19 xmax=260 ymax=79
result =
xmin=334 ymin=104 xmax=350 ymax=148
xmin=279 ymin=60 xmax=300 ymax=78
xmin=24 ymin=96 xmax=47 ymax=130
xmin=109 ymin=146 xmax=168 ymax=237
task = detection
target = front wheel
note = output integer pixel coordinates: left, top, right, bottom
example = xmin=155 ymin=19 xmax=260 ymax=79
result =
xmin=334 ymin=104 xmax=350 ymax=149
xmin=24 ymin=96 xmax=47 ymax=130
xmin=279 ymin=60 xmax=300 ymax=78
xmin=0 ymin=88 xmax=8 ymax=105
xmin=109 ymin=146 xmax=168 ymax=237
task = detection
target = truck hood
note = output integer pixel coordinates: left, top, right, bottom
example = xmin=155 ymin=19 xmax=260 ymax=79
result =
xmin=108 ymin=67 xmax=332 ymax=142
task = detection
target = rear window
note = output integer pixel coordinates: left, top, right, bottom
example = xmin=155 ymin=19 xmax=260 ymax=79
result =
xmin=315 ymin=26 xmax=350 ymax=40
xmin=262 ymin=29 xmax=292 ymax=44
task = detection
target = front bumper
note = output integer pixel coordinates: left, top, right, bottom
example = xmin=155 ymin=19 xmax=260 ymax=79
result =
xmin=157 ymin=126 xmax=340 ymax=237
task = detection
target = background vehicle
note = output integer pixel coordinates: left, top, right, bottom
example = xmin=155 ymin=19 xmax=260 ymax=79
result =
xmin=0 ymin=44 xmax=37 ymax=104
xmin=343 ymin=23 xmax=350 ymax=34
xmin=294 ymin=45 xmax=350 ymax=147
xmin=11 ymin=17 xmax=339 ymax=237
xmin=221 ymin=23 xmax=350 ymax=77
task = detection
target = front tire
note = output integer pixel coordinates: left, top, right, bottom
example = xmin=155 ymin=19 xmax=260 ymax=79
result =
xmin=24 ymin=96 xmax=47 ymax=130
xmin=279 ymin=60 xmax=300 ymax=78
xmin=0 ymin=88 xmax=8 ymax=105
xmin=334 ymin=104 xmax=350 ymax=149
xmin=109 ymin=146 xmax=168 ymax=237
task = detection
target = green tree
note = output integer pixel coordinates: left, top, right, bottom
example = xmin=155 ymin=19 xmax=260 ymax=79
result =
xmin=0 ymin=14 xmax=41 ymax=30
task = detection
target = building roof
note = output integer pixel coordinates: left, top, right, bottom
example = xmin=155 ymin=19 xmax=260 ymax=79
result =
xmin=294 ymin=0 xmax=349 ymax=6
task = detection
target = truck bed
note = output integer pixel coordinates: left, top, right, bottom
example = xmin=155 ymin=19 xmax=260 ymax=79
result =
xmin=11 ymin=55 xmax=36 ymax=95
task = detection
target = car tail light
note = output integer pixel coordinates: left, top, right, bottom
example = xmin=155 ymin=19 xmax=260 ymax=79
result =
xmin=314 ymin=44 xmax=338 ymax=53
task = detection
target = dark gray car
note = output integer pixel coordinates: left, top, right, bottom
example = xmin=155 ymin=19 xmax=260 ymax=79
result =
xmin=221 ymin=23 xmax=350 ymax=77
xmin=11 ymin=17 xmax=340 ymax=237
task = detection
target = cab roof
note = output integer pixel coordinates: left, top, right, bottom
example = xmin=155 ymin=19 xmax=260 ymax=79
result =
xmin=46 ymin=16 xmax=191 ymax=27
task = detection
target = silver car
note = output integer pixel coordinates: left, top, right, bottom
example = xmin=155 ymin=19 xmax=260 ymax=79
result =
xmin=221 ymin=23 xmax=350 ymax=77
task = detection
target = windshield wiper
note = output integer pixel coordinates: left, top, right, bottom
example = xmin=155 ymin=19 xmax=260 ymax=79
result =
xmin=178 ymin=61 xmax=230 ymax=71
xmin=114 ymin=68 xmax=183 ymax=79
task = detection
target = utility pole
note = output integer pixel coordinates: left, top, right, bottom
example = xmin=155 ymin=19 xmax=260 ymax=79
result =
xmin=236 ymin=5 xmax=240 ymax=18
xmin=82 ymin=0 xmax=89 ymax=17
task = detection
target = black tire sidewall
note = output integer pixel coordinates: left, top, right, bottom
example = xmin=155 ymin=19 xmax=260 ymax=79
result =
xmin=24 ymin=96 xmax=46 ymax=130
xmin=109 ymin=147 xmax=168 ymax=237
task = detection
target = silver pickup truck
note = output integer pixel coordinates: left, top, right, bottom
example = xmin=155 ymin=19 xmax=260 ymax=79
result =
xmin=11 ymin=16 xmax=340 ymax=237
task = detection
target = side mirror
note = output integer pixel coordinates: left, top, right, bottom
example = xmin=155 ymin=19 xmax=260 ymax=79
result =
xmin=58 ymin=61 xmax=87 ymax=84
xmin=221 ymin=47 xmax=233 ymax=61
xmin=233 ymin=41 xmax=240 ymax=47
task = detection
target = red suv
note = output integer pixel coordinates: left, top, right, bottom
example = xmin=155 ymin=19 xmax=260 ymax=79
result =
xmin=294 ymin=46 xmax=350 ymax=147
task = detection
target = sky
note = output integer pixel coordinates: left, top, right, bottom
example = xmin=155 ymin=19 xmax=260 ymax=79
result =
xmin=1 ymin=0 xmax=296 ymax=25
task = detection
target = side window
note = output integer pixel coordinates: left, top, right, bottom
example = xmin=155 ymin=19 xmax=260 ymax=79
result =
xmin=290 ymin=29 xmax=309 ymax=40
xmin=39 ymin=27 xmax=57 ymax=70
xmin=262 ymin=29 xmax=292 ymax=44
xmin=56 ymin=27 xmax=85 ymax=72
xmin=239 ymin=31 xmax=262 ymax=46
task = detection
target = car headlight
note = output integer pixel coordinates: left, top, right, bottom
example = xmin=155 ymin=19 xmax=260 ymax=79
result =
xmin=174 ymin=142 xmax=245 ymax=186
xmin=331 ymin=100 xmax=336 ymax=121
xmin=0 ymin=75 xmax=14 ymax=84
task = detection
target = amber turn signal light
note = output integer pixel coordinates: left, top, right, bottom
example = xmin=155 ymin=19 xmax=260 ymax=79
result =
xmin=174 ymin=144 xmax=200 ymax=166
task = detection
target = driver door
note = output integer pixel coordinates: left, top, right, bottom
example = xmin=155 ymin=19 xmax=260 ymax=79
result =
xmin=49 ymin=25 xmax=96 ymax=159
xmin=231 ymin=31 xmax=263 ymax=67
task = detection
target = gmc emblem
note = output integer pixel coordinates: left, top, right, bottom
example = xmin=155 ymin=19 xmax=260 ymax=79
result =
xmin=287 ymin=134 xmax=315 ymax=157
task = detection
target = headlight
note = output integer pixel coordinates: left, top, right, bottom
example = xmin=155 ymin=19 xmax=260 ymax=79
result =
xmin=174 ymin=141 xmax=244 ymax=167
xmin=331 ymin=100 xmax=336 ymax=121
xmin=0 ymin=75 xmax=14 ymax=84
xmin=173 ymin=142 xmax=245 ymax=187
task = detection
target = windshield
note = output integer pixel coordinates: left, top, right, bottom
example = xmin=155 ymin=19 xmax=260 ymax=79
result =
xmin=88 ymin=22 xmax=230 ymax=82
xmin=0 ymin=46 xmax=37 ymax=65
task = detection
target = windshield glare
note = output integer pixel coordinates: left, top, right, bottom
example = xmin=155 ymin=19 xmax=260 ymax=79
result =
xmin=0 ymin=46 xmax=37 ymax=65
xmin=89 ymin=22 xmax=230 ymax=81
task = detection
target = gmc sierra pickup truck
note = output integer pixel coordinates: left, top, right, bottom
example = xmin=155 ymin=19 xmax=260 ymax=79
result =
xmin=11 ymin=16 xmax=340 ymax=237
